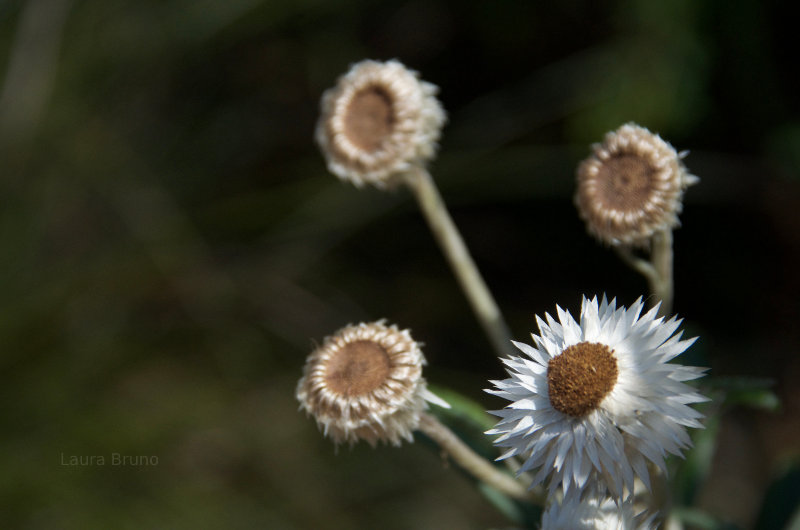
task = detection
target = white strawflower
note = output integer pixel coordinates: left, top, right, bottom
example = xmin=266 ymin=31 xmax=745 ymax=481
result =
xmin=297 ymin=320 xmax=447 ymax=446
xmin=542 ymin=492 xmax=657 ymax=530
xmin=486 ymin=296 xmax=707 ymax=498
xmin=575 ymin=123 xmax=698 ymax=246
xmin=315 ymin=59 xmax=446 ymax=188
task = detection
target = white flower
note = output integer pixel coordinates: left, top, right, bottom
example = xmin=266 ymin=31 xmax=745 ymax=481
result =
xmin=486 ymin=296 xmax=707 ymax=498
xmin=315 ymin=59 xmax=446 ymax=188
xmin=542 ymin=492 xmax=657 ymax=530
xmin=297 ymin=321 xmax=448 ymax=446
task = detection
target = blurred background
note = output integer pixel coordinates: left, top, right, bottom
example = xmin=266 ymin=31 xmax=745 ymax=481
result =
xmin=1 ymin=0 xmax=798 ymax=528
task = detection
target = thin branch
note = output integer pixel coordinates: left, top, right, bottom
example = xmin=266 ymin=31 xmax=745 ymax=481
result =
xmin=614 ymin=245 xmax=658 ymax=284
xmin=613 ymin=234 xmax=674 ymax=317
xmin=417 ymin=412 xmax=541 ymax=503
xmin=404 ymin=166 xmax=514 ymax=358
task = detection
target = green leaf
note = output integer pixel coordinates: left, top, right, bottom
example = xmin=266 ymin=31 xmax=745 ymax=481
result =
xmin=787 ymin=508 xmax=800 ymax=530
xmin=477 ymin=482 xmax=525 ymax=524
xmin=422 ymin=385 xmax=544 ymax=525
xmin=724 ymin=389 xmax=780 ymax=411
xmin=425 ymin=385 xmax=499 ymax=460
xmin=753 ymin=462 xmax=800 ymax=530
xmin=671 ymin=507 xmax=742 ymax=529
xmin=705 ymin=376 xmax=781 ymax=412
xmin=705 ymin=375 xmax=774 ymax=392
xmin=476 ymin=482 xmax=542 ymax=527
xmin=427 ymin=384 xmax=496 ymax=431
xmin=672 ymin=413 xmax=721 ymax=506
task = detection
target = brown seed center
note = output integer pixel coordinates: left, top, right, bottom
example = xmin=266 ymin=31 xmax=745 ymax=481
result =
xmin=324 ymin=340 xmax=392 ymax=397
xmin=547 ymin=342 xmax=618 ymax=417
xmin=343 ymin=86 xmax=395 ymax=152
xmin=596 ymin=154 xmax=655 ymax=212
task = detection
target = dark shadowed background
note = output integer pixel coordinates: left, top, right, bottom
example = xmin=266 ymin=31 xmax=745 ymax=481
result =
xmin=1 ymin=0 xmax=798 ymax=528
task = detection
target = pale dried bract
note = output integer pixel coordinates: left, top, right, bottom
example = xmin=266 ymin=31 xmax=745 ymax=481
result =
xmin=297 ymin=320 xmax=445 ymax=446
xmin=315 ymin=59 xmax=446 ymax=188
xmin=575 ymin=123 xmax=698 ymax=246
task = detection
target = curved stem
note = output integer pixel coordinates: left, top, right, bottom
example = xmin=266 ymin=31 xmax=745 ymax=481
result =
xmin=614 ymin=245 xmax=658 ymax=285
xmin=613 ymin=229 xmax=674 ymax=317
xmin=417 ymin=412 xmax=540 ymax=503
xmin=403 ymin=166 xmax=514 ymax=358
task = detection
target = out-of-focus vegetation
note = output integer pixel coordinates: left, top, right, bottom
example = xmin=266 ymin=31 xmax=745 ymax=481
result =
xmin=1 ymin=0 xmax=798 ymax=528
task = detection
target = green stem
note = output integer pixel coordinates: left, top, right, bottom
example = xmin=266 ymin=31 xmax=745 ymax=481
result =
xmin=404 ymin=166 xmax=514 ymax=357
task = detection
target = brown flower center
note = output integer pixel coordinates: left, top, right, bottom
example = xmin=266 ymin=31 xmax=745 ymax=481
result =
xmin=547 ymin=342 xmax=618 ymax=417
xmin=344 ymin=86 xmax=395 ymax=152
xmin=596 ymin=154 xmax=656 ymax=212
xmin=324 ymin=340 xmax=392 ymax=397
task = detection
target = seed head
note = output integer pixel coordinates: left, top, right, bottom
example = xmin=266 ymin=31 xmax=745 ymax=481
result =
xmin=297 ymin=320 xmax=444 ymax=446
xmin=315 ymin=59 xmax=446 ymax=188
xmin=575 ymin=123 xmax=698 ymax=246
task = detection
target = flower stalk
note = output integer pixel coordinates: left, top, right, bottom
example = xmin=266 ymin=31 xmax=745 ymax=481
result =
xmin=404 ymin=166 xmax=514 ymax=358
xmin=613 ymin=229 xmax=674 ymax=317
xmin=417 ymin=412 xmax=538 ymax=502
xmin=651 ymin=228 xmax=674 ymax=316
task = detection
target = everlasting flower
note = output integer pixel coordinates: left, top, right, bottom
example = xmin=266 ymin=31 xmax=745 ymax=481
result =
xmin=315 ymin=59 xmax=446 ymax=188
xmin=486 ymin=296 xmax=707 ymax=498
xmin=542 ymin=492 xmax=657 ymax=530
xmin=575 ymin=123 xmax=698 ymax=246
xmin=297 ymin=320 xmax=447 ymax=446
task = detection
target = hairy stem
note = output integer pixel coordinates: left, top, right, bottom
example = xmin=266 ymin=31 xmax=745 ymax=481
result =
xmin=417 ymin=412 xmax=539 ymax=503
xmin=650 ymin=229 xmax=674 ymax=317
xmin=404 ymin=166 xmax=514 ymax=357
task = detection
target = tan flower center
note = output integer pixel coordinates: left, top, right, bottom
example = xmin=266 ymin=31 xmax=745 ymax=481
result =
xmin=344 ymin=86 xmax=395 ymax=152
xmin=547 ymin=342 xmax=618 ymax=417
xmin=596 ymin=154 xmax=656 ymax=212
xmin=324 ymin=340 xmax=392 ymax=397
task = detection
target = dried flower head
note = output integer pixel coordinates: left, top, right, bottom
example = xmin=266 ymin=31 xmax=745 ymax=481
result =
xmin=315 ymin=59 xmax=446 ymax=188
xmin=486 ymin=296 xmax=708 ymax=498
xmin=575 ymin=123 xmax=698 ymax=246
xmin=297 ymin=320 xmax=447 ymax=446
